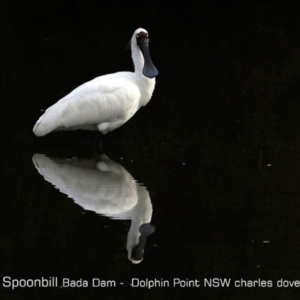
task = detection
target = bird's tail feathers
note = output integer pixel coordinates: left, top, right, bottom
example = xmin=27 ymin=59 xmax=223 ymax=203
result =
xmin=33 ymin=109 xmax=61 ymax=136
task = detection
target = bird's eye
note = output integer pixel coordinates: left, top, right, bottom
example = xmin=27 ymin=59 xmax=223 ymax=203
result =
xmin=136 ymin=34 xmax=139 ymax=38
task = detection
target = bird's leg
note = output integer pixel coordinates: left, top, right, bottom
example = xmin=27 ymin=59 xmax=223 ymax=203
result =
xmin=91 ymin=131 xmax=103 ymax=154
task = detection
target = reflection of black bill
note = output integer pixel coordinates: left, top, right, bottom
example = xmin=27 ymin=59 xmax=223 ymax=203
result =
xmin=131 ymin=223 xmax=155 ymax=263
xmin=138 ymin=40 xmax=159 ymax=79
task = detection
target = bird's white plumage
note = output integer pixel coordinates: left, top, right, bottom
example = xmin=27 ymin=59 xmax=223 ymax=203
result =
xmin=33 ymin=28 xmax=157 ymax=136
xmin=32 ymin=154 xmax=139 ymax=216
xmin=32 ymin=153 xmax=153 ymax=263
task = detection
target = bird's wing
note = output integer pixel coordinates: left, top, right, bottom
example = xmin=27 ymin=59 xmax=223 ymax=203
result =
xmin=33 ymin=73 xmax=140 ymax=136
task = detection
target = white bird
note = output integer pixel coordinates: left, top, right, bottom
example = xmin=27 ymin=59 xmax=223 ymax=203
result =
xmin=33 ymin=28 xmax=159 ymax=137
xmin=32 ymin=153 xmax=155 ymax=264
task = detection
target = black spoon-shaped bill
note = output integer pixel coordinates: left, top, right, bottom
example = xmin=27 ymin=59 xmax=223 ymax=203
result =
xmin=136 ymin=32 xmax=159 ymax=79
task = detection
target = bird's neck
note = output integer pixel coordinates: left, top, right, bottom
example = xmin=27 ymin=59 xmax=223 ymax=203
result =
xmin=131 ymin=44 xmax=144 ymax=76
xmin=131 ymin=42 xmax=156 ymax=107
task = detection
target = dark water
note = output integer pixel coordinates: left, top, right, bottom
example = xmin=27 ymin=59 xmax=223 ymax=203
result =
xmin=2 ymin=1 xmax=300 ymax=299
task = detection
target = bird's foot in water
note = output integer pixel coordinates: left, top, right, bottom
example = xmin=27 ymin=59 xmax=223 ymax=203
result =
xmin=91 ymin=131 xmax=103 ymax=155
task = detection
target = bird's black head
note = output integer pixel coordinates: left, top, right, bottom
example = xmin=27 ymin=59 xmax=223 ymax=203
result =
xmin=136 ymin=31 xmax=149 ymax=48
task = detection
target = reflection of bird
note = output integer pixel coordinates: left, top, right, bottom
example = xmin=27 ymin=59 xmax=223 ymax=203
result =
xmin=33 ymin=28 xmax=158 ymax=137
xmin=32 ymin=153 xmax=155 ymax=263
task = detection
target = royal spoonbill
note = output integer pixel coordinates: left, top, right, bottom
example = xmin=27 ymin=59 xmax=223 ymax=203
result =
xmin=33 ymin=28 xmax=159 ymax=137
xmin=32 ymin=153 xmax=155 ymax=264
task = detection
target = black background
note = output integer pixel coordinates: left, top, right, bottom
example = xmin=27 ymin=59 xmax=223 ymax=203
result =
xmin=2 ymin=1 xmax=300 ymax=300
